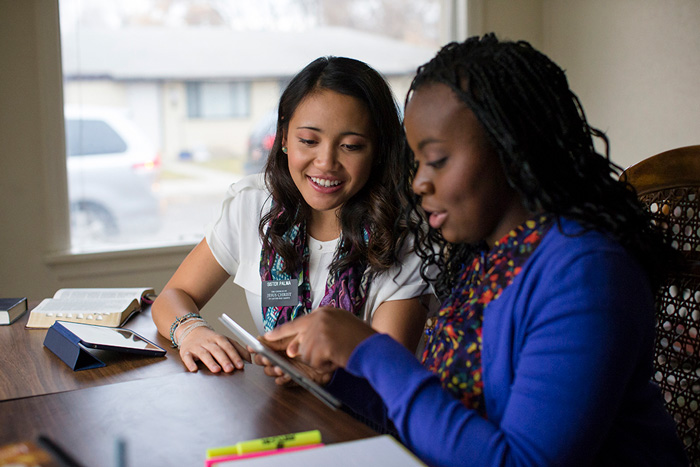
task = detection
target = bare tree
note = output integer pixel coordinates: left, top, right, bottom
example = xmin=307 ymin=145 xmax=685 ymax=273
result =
xmin=315 ymin=0 xmax=440 ymax=46
xmin=60 ymin=0 xmax=439 ymax=45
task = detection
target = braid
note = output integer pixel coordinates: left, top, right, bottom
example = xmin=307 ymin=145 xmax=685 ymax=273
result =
xmin=403 ymin=34 xmax=672 ymax=299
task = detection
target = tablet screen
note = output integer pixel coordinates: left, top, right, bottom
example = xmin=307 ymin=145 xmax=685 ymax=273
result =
xmin=56 ymin=321 xmax=166 ymax=356
xmin=218 ymin=313 xmax=341 ymax=409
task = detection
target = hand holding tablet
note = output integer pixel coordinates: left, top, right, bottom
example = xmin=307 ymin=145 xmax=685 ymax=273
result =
xmin=218 ymin=313 xmax=341 ymax=410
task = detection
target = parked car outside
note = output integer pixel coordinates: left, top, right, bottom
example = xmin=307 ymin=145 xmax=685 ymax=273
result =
xmin=245 ymin=109 xmax=277 ymax=175
xmin=64 ymin=106 xmax=161 ymax=246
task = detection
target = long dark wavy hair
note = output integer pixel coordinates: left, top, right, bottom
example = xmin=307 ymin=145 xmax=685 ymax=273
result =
xmin=259 ymin=56 xmax=412 ymax=276
xmin=404 ymin=34 xmax=672 ymax=300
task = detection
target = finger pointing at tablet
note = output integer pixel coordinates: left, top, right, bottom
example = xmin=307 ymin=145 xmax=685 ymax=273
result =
xmin=263 ymin=307 xmax=376 ymax=369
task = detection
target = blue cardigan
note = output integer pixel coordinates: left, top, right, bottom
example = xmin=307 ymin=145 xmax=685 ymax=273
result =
xmin=331 ymin=219 xmax=686 ymax=466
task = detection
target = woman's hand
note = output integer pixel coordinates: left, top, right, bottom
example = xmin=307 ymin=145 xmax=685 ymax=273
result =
xmin=262 ymin=307 xmax=376 ymax=371
xmin=251 ymin=344 xmax=334 ymax=386
xmin=178 ymin=325 xmax=251 ymax=373
xmin=151 ymin=239 xmax=243 ymax=374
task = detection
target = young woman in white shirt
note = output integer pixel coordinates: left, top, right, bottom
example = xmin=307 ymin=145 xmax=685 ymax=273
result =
xmin=152 ymin=56 xmax=431 ymax=375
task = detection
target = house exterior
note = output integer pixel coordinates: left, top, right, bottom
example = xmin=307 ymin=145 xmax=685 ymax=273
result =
xmin=61 ymin=26 xmax=437 ymax=163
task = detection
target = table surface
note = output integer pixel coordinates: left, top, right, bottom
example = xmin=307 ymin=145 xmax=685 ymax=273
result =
xmin=0 ymin=304 xmax=377 ymax=466
xmin=0 ymin=304 xmax=187 ymax=401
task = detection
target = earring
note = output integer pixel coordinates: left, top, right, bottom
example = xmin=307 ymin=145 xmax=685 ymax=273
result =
xmin=282 ymin=146 xmax=288 ymax=154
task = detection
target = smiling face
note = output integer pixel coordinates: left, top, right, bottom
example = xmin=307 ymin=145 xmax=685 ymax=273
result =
xmin=283 ymin=89 xmax=375 ymax=236
xmin=404 ymin=83 xmax=530 ymax=246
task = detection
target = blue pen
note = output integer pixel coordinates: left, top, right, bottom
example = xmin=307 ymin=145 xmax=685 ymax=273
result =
xmin=115 ymin=437 xmax=127 ymax=467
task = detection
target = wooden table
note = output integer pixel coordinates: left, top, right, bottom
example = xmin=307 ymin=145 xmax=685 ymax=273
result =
xmin=0 ymin=305 xmax=189 ymax=401
xmin=0 ymin=306 xmax=377 ymax=466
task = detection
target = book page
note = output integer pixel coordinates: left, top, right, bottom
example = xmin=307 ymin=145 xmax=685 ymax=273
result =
xmin=53 ymin=288 xmax=152 ymax=303
xmin=26 ymin=296 xmax=140 ymax=328
xmin=33 ymin=297 xmax=138 ymax=314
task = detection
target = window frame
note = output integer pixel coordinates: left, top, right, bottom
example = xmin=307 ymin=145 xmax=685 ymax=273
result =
xmin=44 ymin=0 xmax=468 ymax=259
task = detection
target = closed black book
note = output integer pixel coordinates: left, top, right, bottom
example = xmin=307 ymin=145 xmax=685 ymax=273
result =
xmin=0 ymin=297 xmax=28 ymax=325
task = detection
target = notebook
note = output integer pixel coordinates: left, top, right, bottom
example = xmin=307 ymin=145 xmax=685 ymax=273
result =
xmin=208 ymin=435 xmax=427 ymax=466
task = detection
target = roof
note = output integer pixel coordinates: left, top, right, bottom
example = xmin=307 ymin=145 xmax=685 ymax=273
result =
xmin=61 ymin=26 xmax=438 ymax=81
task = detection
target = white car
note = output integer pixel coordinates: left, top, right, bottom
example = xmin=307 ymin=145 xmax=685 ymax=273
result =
xmin=64 ymin=107 xmax=161 ymax=245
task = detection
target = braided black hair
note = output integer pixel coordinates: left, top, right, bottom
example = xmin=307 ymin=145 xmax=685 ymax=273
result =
xmin=403 ymin=34 xmax=671 ymax=300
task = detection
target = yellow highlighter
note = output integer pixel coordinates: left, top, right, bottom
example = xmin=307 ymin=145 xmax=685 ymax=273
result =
xmin=206 ymin=430 xmax=322 ymax=458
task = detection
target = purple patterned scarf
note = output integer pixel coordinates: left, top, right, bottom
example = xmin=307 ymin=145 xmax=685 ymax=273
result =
xmin=260 ymin=215 xmax=371 ymax=332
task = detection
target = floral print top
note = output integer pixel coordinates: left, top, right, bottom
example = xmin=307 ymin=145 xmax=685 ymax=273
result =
xmin=422 ymin=215 xmax=553 ymax=417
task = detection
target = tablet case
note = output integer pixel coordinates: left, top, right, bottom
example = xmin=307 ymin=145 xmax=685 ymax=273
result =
xmin=44 ymin=321 xmax=106 ymax=371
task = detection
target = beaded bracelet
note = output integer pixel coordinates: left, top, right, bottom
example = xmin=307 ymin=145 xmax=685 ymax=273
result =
xmin=175 ymin=319 xmax=210 ymax=348
xmin=169 ymin=312 xmax=201 ymax=348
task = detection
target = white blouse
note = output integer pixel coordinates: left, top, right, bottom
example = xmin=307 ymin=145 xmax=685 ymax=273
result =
xmin=206 ymin=174 xmax=430 ymax=334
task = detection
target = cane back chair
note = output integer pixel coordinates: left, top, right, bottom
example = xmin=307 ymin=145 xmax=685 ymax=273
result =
xmin=621 ymin=145 xmax=700 ymax=464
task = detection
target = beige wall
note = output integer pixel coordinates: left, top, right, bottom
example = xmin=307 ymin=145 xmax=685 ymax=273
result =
xmin=1 ymin=0 xmax=698 ymax=337
xmin=1 ymin=0 xmax=65 ymax=300
xmin=470 ymin=0 xmax=544 ymax=47
xmin=542 ymin=0 xmax=700 ymax=169
xmin=472 ymin=0 xmax=700 ymax=170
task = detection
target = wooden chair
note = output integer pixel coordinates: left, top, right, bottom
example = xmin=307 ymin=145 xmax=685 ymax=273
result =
xmin=621 ymin=145 xmax=700 ymax=464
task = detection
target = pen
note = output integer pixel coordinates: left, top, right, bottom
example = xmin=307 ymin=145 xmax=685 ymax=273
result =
xmin=115 ymin=437 xmax=127 ymax=467
xmin=206 ymin=429 xmax=322 ymax=458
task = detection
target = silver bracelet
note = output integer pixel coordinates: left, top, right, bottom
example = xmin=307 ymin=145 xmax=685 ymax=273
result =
xmin=174 ymin=318 xmax=210 ymax=348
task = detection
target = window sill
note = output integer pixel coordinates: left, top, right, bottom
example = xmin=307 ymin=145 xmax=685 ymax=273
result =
xmin=44 ymin=241 xmax=196 ymax=280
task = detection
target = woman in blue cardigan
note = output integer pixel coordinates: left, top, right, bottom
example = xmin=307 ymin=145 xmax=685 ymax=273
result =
xmin=260 ymin=34 xmax=686 ymax=466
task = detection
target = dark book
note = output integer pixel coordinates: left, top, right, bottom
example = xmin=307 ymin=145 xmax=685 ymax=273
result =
xmin=0 ymin=297 xmax=28 ymax=325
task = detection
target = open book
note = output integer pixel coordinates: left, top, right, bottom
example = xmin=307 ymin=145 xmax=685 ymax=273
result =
xmin=26 ymin=287 xmax=155 ymax=329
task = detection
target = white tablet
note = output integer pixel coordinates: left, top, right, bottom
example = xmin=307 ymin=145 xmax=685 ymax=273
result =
xmin=218 ymin=313 xmax=341 ymax=410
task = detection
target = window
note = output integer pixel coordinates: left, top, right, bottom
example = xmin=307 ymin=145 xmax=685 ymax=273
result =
xmin=186 ymin=82 xmax=251 ymax=119
xmin=59 ymin=0 xmax=444 ymax=253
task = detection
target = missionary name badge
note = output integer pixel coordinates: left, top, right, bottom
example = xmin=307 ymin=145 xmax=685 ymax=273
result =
xmin=261 ymin=279 xmax=299 ymax=307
